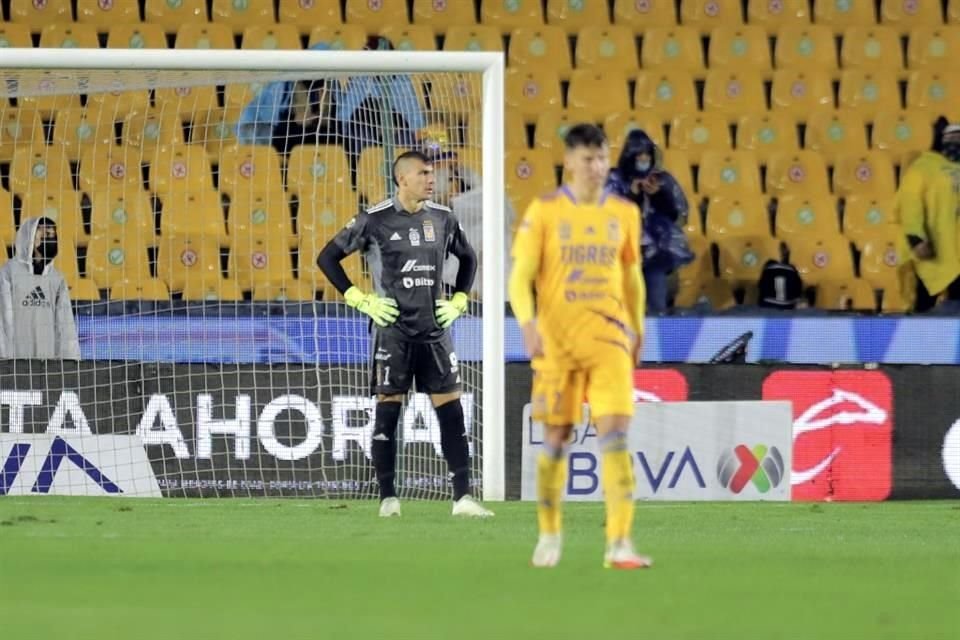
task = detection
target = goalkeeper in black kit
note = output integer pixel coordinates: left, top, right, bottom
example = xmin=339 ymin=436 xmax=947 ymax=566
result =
xmin=317 ymin=150 xmax=493 ymax=518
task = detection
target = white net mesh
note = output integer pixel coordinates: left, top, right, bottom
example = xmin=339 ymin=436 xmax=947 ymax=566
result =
xmin=0 ymin=60 xmax=488 ymax=499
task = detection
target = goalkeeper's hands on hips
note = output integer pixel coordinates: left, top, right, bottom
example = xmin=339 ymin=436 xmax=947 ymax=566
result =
xmin=435 ymin=292 xmax=469 ymax=329
xmin=344 ymin=286 xmax=399 ymax=327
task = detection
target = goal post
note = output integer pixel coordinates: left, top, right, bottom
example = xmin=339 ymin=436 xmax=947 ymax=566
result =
xmin=0 ymin=48 xmax=506 ymax=501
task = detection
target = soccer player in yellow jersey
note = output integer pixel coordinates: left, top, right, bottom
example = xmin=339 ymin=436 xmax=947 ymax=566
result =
xmin=509 ymin=124 xmax=652 ymax=570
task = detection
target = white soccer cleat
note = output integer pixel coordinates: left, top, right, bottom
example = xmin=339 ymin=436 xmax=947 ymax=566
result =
xmin=530 ymin=533 xmax=563 ymax=568
xmin=603 ymin=539 xmax=653 ymax=570
xmin=451 ymin=495 xmax=495 ymax=518
xmin=378 ymin=497 xmax=402 ymax=518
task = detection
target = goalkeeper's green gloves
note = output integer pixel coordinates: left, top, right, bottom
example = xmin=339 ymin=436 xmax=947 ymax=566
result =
xmin=435 ymin=292 xmax=469 ymax=329
xmin=344 ymin=286 xmax=399 ymax=327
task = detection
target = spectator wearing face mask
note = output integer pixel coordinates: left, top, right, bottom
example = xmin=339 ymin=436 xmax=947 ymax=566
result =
xmin=896 ymin=117 xmax=960 ymax=311
xmin=606 ymin=129 xmax=693 ymax=313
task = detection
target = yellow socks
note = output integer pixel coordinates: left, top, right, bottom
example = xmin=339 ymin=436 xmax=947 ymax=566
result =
xmin=600 ymin=431 xmax=635 ymax=544
xmin=536 ymin=443 xmax=567 ymax=535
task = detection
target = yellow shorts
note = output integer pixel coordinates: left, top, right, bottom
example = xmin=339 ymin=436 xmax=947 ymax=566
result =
xmin=531 ymin=352 xmax=634 ymax=426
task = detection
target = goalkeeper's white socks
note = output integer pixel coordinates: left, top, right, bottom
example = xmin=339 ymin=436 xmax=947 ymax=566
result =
xmin=452 ymin=495 xmax=494 ymax=518
xmin=530 ymin=533 xmax=562 ymax=568
xmin=378 ymin=497 xmax=402 ymax=517
xmin=603 ymin=539 xmax=653 ymax=570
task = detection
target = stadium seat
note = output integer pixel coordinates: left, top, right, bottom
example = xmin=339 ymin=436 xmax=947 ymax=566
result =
xmin=641 ymin=27 xmax=705 ymax=74
xmin=613 ymin=0 xmax=677 ymax=32
xmin=482 ymin=0 xmax=544 ymax=33
xmin=702 ymin=70 xmax=768 ymax=122
xmin=10 ymin=0 xmax=72 ymax=31
xmin=90 ymin=190 xmax=156 ymax=241
xmin=76 ymin=0 xmax=139 ymax=30
xmin=146 ymin=0 xmax=207 ymax=34
xmin=52 ymin=108 xmax=116 ymax=163
xmin=906 ymin=28 xmax=960 ymax=70
xmin=706 ymin=194 xmax=770 ymax=237
xmin=716 ymin=235 xmax=780 ymax=285
xmin=252 ymin=280 xmax=317 ymax=302
xmin=773 ymin=25 xmax=838 ymax=71
xmin=667 ymin=113 xmax=732 ymax=163
xmin=125 ymin=109 xmax=186 ymax=154
xmin=505 ymin=109 xmax=529 ymax=149
xmin=308 ymin=25 xmax=367 ymax=50
xmin=698 ymin=151 xmax=763 ymax=199
xmin=110 ymin=278 xmax=171 ymax=301
xmin=86 ymin=234 xmax=152 ymax=288
xmin=661 ymin=150 xmax=695 ymax=198
xmin=380 ymin=26 xmax=437 ymax=51
xmin=770 ymin=69 xmax=835 ymax=122
xmin=950 ymin=0 xmax=960 ymax=23
xmin=193 ymin=105 xmax=244 ymax=158
xmin=707 ymin=25 xmax=772 ymax=72
xmin=0 ymin=191 xmax=15 ymax=247
xmin=278 ymin=0 xmax=340 ymax=35
xmin=160 ymin=192 xmax=225 ymax=241
xmin=17 ymin=78 xmax=80 ymax=120
xmin=286 ymin=144 xmax=352 ymax=199
xmin=832 ymin=151 xmax=897 ymax=199
xmin=505 ymin=68 xmax=563 ymax=123
xmin=0 ymin=23 xmax=33 ymax=48
xmin=905 ymin=71 xmax=960 ymax=119
xmin=633 ymin=70 xmax=698 ymax=123
xmin=299 ymin=234 xmax=370 ymax=299
xmin=53 ymin=240 xmax=80 ymax=284
xmin=66 ymin=277 xmax=102 ymax=302
xmin=413 ymin=0 xmax=475 ymax=31
xmin=841 ymin=27 xmax=903 ymax=71
xmin=80 ymin=145 xmax=146 ymax=197
xmin=881 ymin=0 xmax=944 ymax=34
xmin=788 ymin=235 xmax=856 ymax=286
xmin=10 ymin=149 xmax=74 ymax=195
xmin=430 ymin=73 xmax=481 ymax=115
xmin=765 ymin=151 xmax=831 ymax=197
xmin=746 ymin=0 xmax=810 ymax=34
xmin=218 ymin=145 xmax=283 ymax=197
xmin=534 ymin=110 xmax=578 ymax=165
xmin=566 ymin=71 xmax=630 ymax=121
xmin=228 ymin=190 xmax=294 ymax=249
xmin=603 ymin=112 xmax=666 ymax=154
xmin=774 ymin=194 xmax=840 ymax=239
xmin=150 ymin=144 xmax=215 ymax=196
xmin=0 ymin=109 xmax=45 ymax=162
xmin=505 ymin=149 xmax=557 ymax=215
xmin=675 ymin=276 xmax=736 ymax=310
xmin=297 ymin=193 xmax=359 ymax=239
xmin=804 ymin=110 xmax=869 ymax=165
xmin=815 ymin=278 xmax=876 ymax=311
xmin=345 ymin=0 xmax=408 ymax=30
xmin=175 ymin=23 xmax=235 ymax=50
xmin=859 ymin=225 xmax=915 ymax=311
xmin=88 ymin=90 xmax=152 ymax=123
xmin=442 ymin=25 xmax=503 ymax=52
xmin=240 ymin=25 xmax=302 ymax=50
xmin=837 ymin=70 xmax=902 ymax=120
xmin=181 ymin=276 xmax=244 ymax=302
xmin=547 ymin=0 xmax=610 ymax=33
xmin=735 ymin=112 xmax=800 ymax=163
xmin=212 ymin=0 xmax=275 ymax=35
xmin=158 ymin=236 xmax=223 ymax=292
xmin=872 ymin=111 xmax=935 ymax=167
xmin=508 ymin=26 xmax=572 ymax=78
xmin=574 ymin=25 xmax=638 ymax=72
xmin=843 ymin=194 xmax=899 ymax=249
xmin=356 ymin=145 xmax=399 ymax=205
xmin=107 ymin=24 xmax=168 ymax=50
xmin=38 ymin=23 xmax=98 ymax=49
xmin=229 ymin=235 xmax=294 ymax=289
xmin=680 ymin=0 xmax=743 ymax=34
xmin=155 ymin=85 xmax=220 ymax=123
xmin=19 ymin=190 xmax=86 ymax=247
xmin=814 ymin=0 xmax=877 ymax=32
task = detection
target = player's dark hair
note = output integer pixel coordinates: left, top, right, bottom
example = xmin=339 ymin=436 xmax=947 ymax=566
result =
xmin=564 ymin=123 xmax=607 ymax=150
xmin=392 ymin=150 xmax=431 ymax=186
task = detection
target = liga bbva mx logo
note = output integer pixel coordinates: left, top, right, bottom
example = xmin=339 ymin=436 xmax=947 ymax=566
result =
xmin=717 ymin=445 xmax=786 ymax=494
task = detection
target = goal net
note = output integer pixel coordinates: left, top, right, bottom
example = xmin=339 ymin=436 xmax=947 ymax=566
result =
xmin=0 ymin=49 xmax=504 ymax=501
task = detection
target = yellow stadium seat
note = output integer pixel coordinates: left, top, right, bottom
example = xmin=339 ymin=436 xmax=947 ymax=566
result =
xmin=872 ymin=110 xmax=935 ymax=167
xmin=698 ymin=151 xmax=762 ymax=199
xmin=107 ymin=24 xmax=168 ymax=49
xmin=212 ymin=0 xmax=274 ymax=35
xmin=716 ymin=235 xmax=780 ymax=285
xmin=841 ymin=26 xmax=903 ymax=72
xmin=882 ymin=0 xmax=944 ymax=33
xmin=735 ymin=112 xmax=800 ymax=163
xmin=505 ymin=109 xmax=529 ymax=149
xmin=297 ymin=192 xmax=359 ymax=239
xmin=10 ymin=149 xmax=73 ymax=196
xmin=356 ymin=145 xmax=399 ymax=205
xmin=19 ymin=190 xmax=86 ymax=247
xmin=676 ymin=276 xmax=737 ymax=309
xmin=641 ymin=27 xmax=705 ymax=74
xmin=182 ymin=276 xmax=244 ymax=301
xmin=746 ymin=0 xmax=810 ymax=34
xmin=566 ymin=70 xmax=630 ymax=121
xmin=906 ymin=27 xmax=960 ymax=70
xmin=240 ymin=24 xmax=302 ymax=50
xmin=90 ymin=190 xmax=156 ymax=241
xmin=150 ymin=144 xmax=215 ymax=196
xmin=770 ymin=69 xmax=835 ymax=122
xmin=146 ymin=0 xmax=207 ymax=34
xmin=51 ymin=239 xmax=80 ymax=283
xmin=79 ymin=146 xmax=144 ymax=194
xmin=88 ymin=91 xmax=152 ymax=123
xmin=668 ymin=112 xmax=732 ymax=163
xmin=837 ymin=69 xmax=902 ymax=120
xmin=193 ymin=105 xmax=242 ymax=159
xmin=816 ymin=278 xmax=876 ymax=311
xmin=814 ymin=0 xmax=877 ymax=32
xmin=218 ymin=145 xmax=283 ymax=197
xmin=228 ymin=190 xmax=294 ymax=245
xmin=706 ymin=194 xmax=770 ymax=237
xmin=0 ymin=110 xmax=45 ymax=162
xmin=774 ymin=193 xmax=839 ymax=239
xmin=788 ymin=235 xmax=855 ymax=286
xmin=299 ymin=234 xmax=370 ymax=299
xmin=229 ymin=234 xmax=294 ymax=289
xmin=160 ymin=192 xmax=225 ymax=242
xmin=0 ymin=190 xmax=15 ymax=247
xmin=905 ymin=71 xmax=960 ymax=119
xmin=0 ymin=23 xmax=33 ymax=48
xmin=707 ymin=25 xmax=771 ymax=72
xmin=429 ymin=73 xmax=481 ymax=115
xmin=508 ymin=26 xmax=572 ymax=77
xmin=506 ymin=68 xmax=562 ymax=123
xmin=804 ymin=110 xmax=869 ymax=165
xmin=604 ymin=112 xmax=666 ymax=153
xmin=505 ymin=149 xmax=557 ymax=214
xmin=222 ymin=82 xmax=262 ymax=110
xmin=613 ymin=0 xmax=676 ymax=32
xmin=547 ymin=0 xmax=610 ymax=34
xmin=843 ymin=193 xmax=899 ymax=249
xmin=278 ymin=0 xmax=340 ymax=35
xmin=110 ymin=278 xmax=171 ymax=301
xmin=76 ymin=0 xmax=139 ymax=30
xmin=10 ymin=0 xmax=71 ymax=30
xmin=158 ymin=236 xmax=223 ymax=292
xmin=286 ymin=144 xmax=352 ymax=199
xmin=534 ymin=110 xmax=579 ymax=165
xmin=39 ymin=23 xmax=99 ymax=49
xmin=380 ymin=26 xmax=437 ymax=51
xmin=413 ymin=0 xmax=475 ymax=31
xmin=155 ymin=86 xmax=220 ymax=123
xmin=681 ymin=0 xmax=743 ymax=34
xmin=17 ymin=77 xmax=80 ymax=120
xmin=66 ymin=277 xmax=102 ymax=302
xmin=175 ymin=23 xmax=235 ymax=49
xmin=633 ymin=70 xmax=697 ymax=123
xmin=765 ymin=150 xmax=831 ymax=197
xmin=345 ymin=0 xmax=408 ymax=30
xmin=773 ymin=25 xmax=837 ymax=70
xmin=832 ymin=151 xmax=897 ymax=199
xmin=951 ymin=0 xmax=960 ymax=23
xmin=482 ymin=0 xmax=544 ymax=33
xmin=86 ymin=234 xmax=152 ymax=288
xmin=575 ymin=25 xmax=637 ymax=72
xmin=252 ymin=280 xmax=317 ymax=302
xmin=308 ymin=24 xmax=367 ymax=50
xmin=443 ymin=25 xmax=503 ymax=51
xmin=52 ymin=108 xmax=115 ymax=163
xmin=702 ymin=70 xmax=768 ymax=122
xmin=661 ymin=150 xmax=695 ymax=199
xmin=859 ymin=225 xmax=915 ymax=310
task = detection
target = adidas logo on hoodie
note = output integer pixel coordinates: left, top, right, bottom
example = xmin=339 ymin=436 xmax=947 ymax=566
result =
xmin=21 ymin=285 xmax=50 ymax=308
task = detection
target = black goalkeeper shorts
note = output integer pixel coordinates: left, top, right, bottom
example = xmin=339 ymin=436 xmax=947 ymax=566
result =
xmin=370 ymin=330 xmax=461 ymax=396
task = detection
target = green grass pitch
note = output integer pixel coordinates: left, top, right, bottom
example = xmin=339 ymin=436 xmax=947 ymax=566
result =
xmin=0 ymin=499 xmax=957 ymax=640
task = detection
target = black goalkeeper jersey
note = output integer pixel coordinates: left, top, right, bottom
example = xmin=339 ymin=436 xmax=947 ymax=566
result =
xmin=332 ymin=197 xmax=474 ymax=342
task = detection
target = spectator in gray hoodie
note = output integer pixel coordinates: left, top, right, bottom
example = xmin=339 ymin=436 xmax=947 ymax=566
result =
xmin=0 ymin=216 xmax=80 ymax=360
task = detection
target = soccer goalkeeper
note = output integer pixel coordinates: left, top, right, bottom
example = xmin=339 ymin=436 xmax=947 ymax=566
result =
xmin=509 ymin=124 xmax=651 ymax=569
xmin=318 ymin=150 xmax=493 ymax=518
